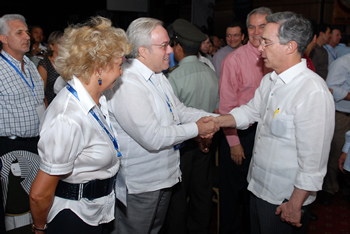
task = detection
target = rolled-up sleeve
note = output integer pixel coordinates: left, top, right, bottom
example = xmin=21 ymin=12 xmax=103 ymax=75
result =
xmin=294 ymin=88 xmax=335 ymax=191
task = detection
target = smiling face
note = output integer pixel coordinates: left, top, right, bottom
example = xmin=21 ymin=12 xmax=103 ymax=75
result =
xmin=142 ymin=25 xmax=173 ymax=73
xmin=258 ymin=23 xmax=287 ymax=74
xmin=247 ymin=13 xmax=268 ymax=48
xmin=101 ymin=57 xmax=123 ymax=91
xmin=0 ymin=19 xmax=30 ymax=59
xmin=226 ymin=26 xmax=244 ymax=49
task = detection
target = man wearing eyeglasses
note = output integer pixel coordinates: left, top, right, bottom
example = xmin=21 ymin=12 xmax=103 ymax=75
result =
xmin=106 ymin=17 xmax=220 ymax=234
xmin=216 ymin=12 xmax=334 ymax=233
xmin=212 ymin=21 xmax=245 ymax=77
xmin=218 ymin=7 xmax=272 ymax=234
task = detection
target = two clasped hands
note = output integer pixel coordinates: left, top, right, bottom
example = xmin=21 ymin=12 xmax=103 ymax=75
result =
xmin=194 ymin=114 xmax=235 ymax=153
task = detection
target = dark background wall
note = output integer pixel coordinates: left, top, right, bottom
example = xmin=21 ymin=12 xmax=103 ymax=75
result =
xmin=0 ymin=0 xmax=344 ymax=43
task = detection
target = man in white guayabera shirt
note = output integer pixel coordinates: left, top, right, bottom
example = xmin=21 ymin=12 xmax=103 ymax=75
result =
xmin=215 ymin=12 xmax=334 ymax=234
xmin=106 ymin=17 xmax=220 ymax=234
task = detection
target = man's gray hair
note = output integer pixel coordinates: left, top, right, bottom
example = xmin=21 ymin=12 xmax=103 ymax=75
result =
xmin=0 ymin=14 xmax=27 ymax=36
xmin=266 ymin=12 xmax=313 ymax=55
xmin=246 ymin=7 xmax=272 ymax=27
xmin=126 ymin=17 xmax=163 ymax=59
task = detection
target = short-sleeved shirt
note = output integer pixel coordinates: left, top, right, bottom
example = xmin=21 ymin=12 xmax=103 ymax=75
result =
xmin=38 ymin=76 xmax=120 ymax=225
xmin=0 ymin=50 xmax=45 ymax=137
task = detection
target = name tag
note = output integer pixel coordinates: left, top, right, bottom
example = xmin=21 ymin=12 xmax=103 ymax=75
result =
xmin=11 ymin=163 xmax=21 ymax=177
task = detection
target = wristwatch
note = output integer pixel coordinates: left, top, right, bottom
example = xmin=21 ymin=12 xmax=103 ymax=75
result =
xmin=32 ymin=223 xmax=47 ymax=232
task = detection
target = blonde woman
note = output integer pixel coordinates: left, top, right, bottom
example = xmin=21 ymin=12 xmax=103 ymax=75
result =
xmin=29 ymin=16 xmax=132 ymax=234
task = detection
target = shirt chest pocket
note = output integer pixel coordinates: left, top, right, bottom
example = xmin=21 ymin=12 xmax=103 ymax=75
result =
xmin=270 ymin=114 xmax=295 ymax=139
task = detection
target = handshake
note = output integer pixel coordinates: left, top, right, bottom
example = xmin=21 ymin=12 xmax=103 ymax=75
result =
xmin=194 ymin=114 xmax=236 ymax=153
xmin=196 ymin=116 xmax=221 ymax=139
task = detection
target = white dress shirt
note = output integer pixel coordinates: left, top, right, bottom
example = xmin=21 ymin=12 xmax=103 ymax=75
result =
xmin=230 ymin=59 xmax=335 ymax=205
xmin=38 ymin=76 xmax=120 ymax=225
xmin=106 ymin=59 xmax=215 ymax=196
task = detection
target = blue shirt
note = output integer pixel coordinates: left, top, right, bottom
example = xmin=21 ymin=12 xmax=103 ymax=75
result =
xmin=335 ymin=43 xmax=350 ymax=58
xmin=326 ymin=53 xmax=350 ymax=112
xmin=342 ymin=131 xmax=350 ymax=172
xmin=324 ymin=44 xmax=338 ymax=67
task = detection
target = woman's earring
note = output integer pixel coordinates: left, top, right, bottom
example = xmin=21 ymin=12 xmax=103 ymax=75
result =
xmin=98 ymin=74 xmax=102 ymax=86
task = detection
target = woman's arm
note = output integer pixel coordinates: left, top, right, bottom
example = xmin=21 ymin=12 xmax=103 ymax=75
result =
xmin=29 ymin=169 xmax=61 ymax=233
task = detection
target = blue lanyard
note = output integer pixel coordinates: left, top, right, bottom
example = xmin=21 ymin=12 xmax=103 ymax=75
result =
xmin=66 ymin=83 xmax=122 ymax=157
xmin=324 ymin=45 xmax=337 ymax=60
xmin=0 ymin=54 xmax=38 ymax=103
xmin=149 ymin=78 xmax=176 ymax=121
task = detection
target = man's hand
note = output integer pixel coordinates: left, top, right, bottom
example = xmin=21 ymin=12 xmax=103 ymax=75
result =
xmin=194 ymin=136 xmax=212 ymax=153
xmin=275 ymin=200 xmax=302 ymax=227
xmin=230 ymin=144 xmax=245 ymax=165
xmin=339 ymin=152 xmax=347 ymax=173
xmin=196 ymin=116 xmax=220 ymax=138
xmin=275 ymin=187 xmax=309 ymax=227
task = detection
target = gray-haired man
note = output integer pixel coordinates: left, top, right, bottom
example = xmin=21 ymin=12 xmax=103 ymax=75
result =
xmin=106 ymin=17 xmax=219 ymax=234
xmin=216 ymin=12 xmax=334 ymax=233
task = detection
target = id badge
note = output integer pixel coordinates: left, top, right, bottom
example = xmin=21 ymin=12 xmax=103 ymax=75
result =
xmin=36 ymin=103 xmax=46 ymax=123
xmin=173 ymin=122 xmax=185 ymax=151
xmin=11 ymin=163 xmax=21 ymax=176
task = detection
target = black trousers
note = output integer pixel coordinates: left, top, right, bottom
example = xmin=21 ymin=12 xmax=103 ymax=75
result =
xmin=47 ymin=209 xmax=109 ymax=234
xmin=219 ymin=123 xmax=257 ymax=234
xmin=162 ymin=139 xmax=213 ymax=234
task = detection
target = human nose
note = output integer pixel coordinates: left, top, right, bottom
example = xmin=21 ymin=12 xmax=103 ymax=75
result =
xmin=167 ymin=44 xmax=173 ymax=54
xmin=258 ymin=44 xmax=264 ymax=53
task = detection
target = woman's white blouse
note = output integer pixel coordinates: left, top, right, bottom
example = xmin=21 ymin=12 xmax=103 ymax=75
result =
xmin=37 ymin=76 xmax=120 ymax=225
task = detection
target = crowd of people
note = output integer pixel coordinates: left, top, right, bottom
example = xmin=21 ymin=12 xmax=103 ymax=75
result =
xmin=0 ymin=5 xmax=350 ymax=234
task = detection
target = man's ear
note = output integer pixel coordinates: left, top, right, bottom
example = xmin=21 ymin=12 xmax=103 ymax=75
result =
xmin=286 ymin=41 xmax=298 ymax=55
xmin=138 ymin=46 xmax=149 ymax=59
xmin=0 ymin=35 xmax=7 ymax=45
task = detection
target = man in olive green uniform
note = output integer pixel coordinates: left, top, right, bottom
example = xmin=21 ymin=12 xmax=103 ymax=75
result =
xmin=162 ymin=19 xmax=219 ymax=234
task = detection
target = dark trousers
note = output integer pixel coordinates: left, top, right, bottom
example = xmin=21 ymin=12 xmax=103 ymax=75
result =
xmin=162 ymin=139 xmax=213 ymax=234
xmin=250 ymin=194 xmax=312 ymax=234
xmin=0 ymin=137 xmax=39 ymax=234
xmin=219 ymin=123 xmax=256 ymax=234
xmin=47 ymin=209 xmax=109 ymax=234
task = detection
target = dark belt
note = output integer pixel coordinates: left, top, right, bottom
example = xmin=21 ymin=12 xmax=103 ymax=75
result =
xmin=0 ymin=136 xmax=39 ymax=141
xmin=336 ymin=110 xmax=350 ymax=117
xmin=55 ymin=174 xmax=117 ymax=201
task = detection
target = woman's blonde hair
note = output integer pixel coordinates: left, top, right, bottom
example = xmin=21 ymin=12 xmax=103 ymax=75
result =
xmin=56 ymin=16 xmax=132 ymax=83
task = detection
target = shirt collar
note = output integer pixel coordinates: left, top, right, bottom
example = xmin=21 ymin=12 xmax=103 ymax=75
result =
xmin=1 ymin=50 xmax=30 ymax=66
xmin=68 ymin=75 xmax=107 ymax=115
xmin=179 ymin=55 xmax=198 ymax=65
xmin=270 ymin=59 xmax=307 ymax=84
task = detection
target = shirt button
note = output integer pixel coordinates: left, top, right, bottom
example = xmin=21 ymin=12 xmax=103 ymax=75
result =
xmin=267 ymin=108 xmax=269 ymax=110
xmin=271 ymin=93 xmax=273 ymax=96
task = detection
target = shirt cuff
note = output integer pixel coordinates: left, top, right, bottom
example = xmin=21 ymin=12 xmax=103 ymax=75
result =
xmin=40 ymin=159 xmax=74 ymax=176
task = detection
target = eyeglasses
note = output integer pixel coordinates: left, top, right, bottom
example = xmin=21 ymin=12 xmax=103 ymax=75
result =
xmin=226 ymin=34 xmax=242 ymax=38
xmin=152 ymin=41 xmax=171 ymax=50
xmin=259 ymin=39 xmax=279 ymax=48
